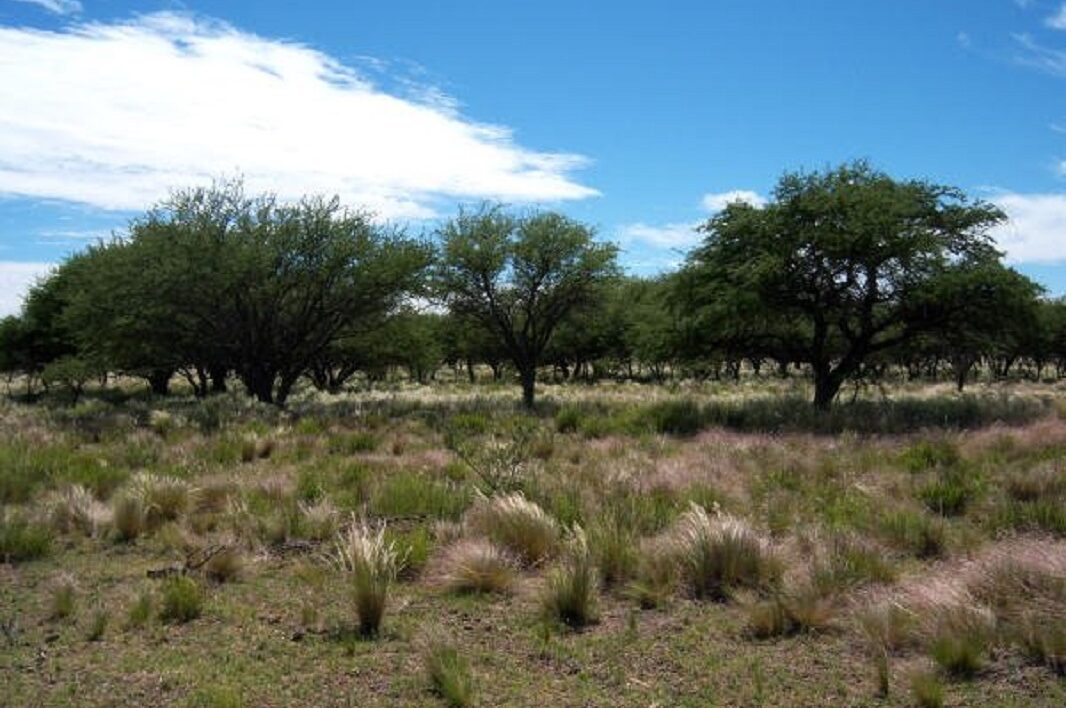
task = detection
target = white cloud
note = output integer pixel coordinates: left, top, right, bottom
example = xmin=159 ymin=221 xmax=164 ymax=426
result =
xmin=617 ymin=221 xmax=701 ymax=249
xmin=700 ymin=190 xmax=766 ymax=212
xmin=0 ymin=12 xmax=597 ymax=219
xmin=0 ymin=261 xmax=53 ymax=316
xmin=11 ymin=0 xmax=81 ymax=15
xmin=990 ymin=193 xmax=1066 ymax=263
xmin=1013 ymin=33 xmax=1066 ymax=76
xmin=1047 ymin=3 xmax=1066 ymax=30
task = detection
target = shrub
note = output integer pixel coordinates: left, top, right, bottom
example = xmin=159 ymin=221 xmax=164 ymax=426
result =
xmin=424 ymin=637 xmax=475 ymax=708
xmin=877 ymin=510 xmax=947 ymax=559
xmin=464 ymin=493 xmax=559 ymax=566
xmin=331 ymin=521 xmax=405 ymax=637
xmin=542 ymin=526 xmax=598 ymax=628
xmin=438 ymin=539 xmax=516 ymax=594
xmin=0 ymin=512 xmax=51 ymax=562
xmin=670 ymin=504 xmax=780 ymax=601
xmin=159 ymin=575 xmax=203 ymax=624
xmin=554 ymin=405 xmax=585 ymax=434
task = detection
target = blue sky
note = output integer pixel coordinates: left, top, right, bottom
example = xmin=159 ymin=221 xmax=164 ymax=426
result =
xmin=1 ymin=0 xmax=1065 ymax=314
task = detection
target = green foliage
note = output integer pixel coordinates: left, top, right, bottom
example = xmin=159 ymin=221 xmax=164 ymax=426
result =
xmin=918 ymin=467 xmax=981 ymax=517
xmin=159 ymin=576 xmax=204 ymax=624
xmin=424 ymin=638 xmax=476 ymax=708
xmin=810 ymin=535 xmax=896 ymax=595
xmin=909 ymin=671 xmax=944 ymax=708
xmin=437 ymin=205 xmax=619 ymax=408
xmin=0 ymin=513 xmax=51 ymax=562
xmin=369 ymin=471 xmax=470 ymax=521
xmin=877 ymin=510 xmax=947 ymax=559
xmin=900 ymin=440 xmax=961 ymax=473
xmin=645 ymin=399 xmax=704 ymax=436
xmin=541 ymin=527 xmax=598 ymax=628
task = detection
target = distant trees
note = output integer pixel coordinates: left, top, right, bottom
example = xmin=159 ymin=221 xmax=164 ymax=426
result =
xmin=679 ymin=161 xmax=1024 ymax=408
xmin=0 ymin=164 xmax=1060 ymax=408
xmin=436 ymin=206 xmax=619 ymax=408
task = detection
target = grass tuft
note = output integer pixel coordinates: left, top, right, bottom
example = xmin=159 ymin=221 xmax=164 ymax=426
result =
xmin=464 ymin=492 xmax=559 ymax=566
xmin=331 ymin=521 xmax=405 ymax=637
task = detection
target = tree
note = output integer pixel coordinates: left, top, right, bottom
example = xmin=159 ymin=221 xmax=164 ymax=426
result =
xmin=436 ymin=206 xmax=619 ymax=408
xmin=683 ymin=161 xmax=1009 ymax=408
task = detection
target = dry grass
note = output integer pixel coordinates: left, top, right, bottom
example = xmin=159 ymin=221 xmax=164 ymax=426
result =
xmin=464 ymin=492 xmax=559 ymax=566
xmin=435 ymin=538 xmax=516 ymax=594
xmin=331 ymin=520 xmax=405 ymax=636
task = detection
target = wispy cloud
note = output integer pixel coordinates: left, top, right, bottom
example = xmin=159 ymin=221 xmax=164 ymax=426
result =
xmin=0 ymin=12 xmax=597 ymax=220
xmin=1013 ymin=33 xmax=1066 ymax=76
xmin=990 ymin=192 xmax=1066 ymax=263
xmin=0 ymin=261 xmax=52 ymax=316
xmin=1047 ymin=3 xmax=1066 ymax=30
xmin=11 ymin=0 xmax=81 ymax=16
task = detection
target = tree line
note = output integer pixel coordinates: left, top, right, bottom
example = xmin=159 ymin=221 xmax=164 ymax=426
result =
xmin=0 ymin=162 xmax=1060 ymax=409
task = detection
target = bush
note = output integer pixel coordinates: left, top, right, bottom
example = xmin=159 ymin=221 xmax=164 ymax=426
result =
xmin=159 ymin=575 xmax=203 ymax=624
xmin=438 ymin=539 xmax=516 ymax=594
xmin=331 ymin=522 xmax=404 ymax=637
xmin=670 ymin=504 xmax=780 ymax=601
xmin=542 ymin=526 xmax=598 ymax=628
xmin=424 ymin=637 xmax=475 ymax=707
xmin=0 ymin=512 xmax=51 ymax=562
xmin=464 ymin=493 xmax=559 ymax=566
xmin=554 ymin=405 xmax=585 ymax=434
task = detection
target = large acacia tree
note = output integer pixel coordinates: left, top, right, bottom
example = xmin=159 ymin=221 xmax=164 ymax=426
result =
xmin=681 ymin=161 xmax=1013 ymax=408
xmin=436 ymin=206 xmax=619 ymax=408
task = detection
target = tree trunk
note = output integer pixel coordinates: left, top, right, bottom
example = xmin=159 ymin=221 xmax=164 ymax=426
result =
xmin=147 ymin=369 xmax=172 ymax=396
xmin=209 ymin=366 xmax=228 ymax=393
xmin=519 ymin=366 xmax=536 ymax=409
xmin=812 ymin=366 xmax=844 ymax=411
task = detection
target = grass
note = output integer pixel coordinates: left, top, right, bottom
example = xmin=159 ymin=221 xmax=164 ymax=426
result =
xmin=464 ymin=492 xmax=559 ymax=566
xmin=331 ymin=521 xmax=404 ymax=637
xmin=0 ymin=511 xmax=51 ymax=561
xmin=0 ymin=379 xmax=1064 ymax=706
xmin=669 ymin=504 xmax=780 ymax=601
xmin=159 ymin=575 xmax=204 ymax=624
xmin=541 ymin=526 xmax=598 ymax=628
xmin=424 ymin=637 xmax=476 ymax=707
xmin=438 ymin=538 xmax=516 ymax=594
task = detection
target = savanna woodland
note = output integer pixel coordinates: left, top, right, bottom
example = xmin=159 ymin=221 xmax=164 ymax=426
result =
xmin=2 ymin=163 xmax=1064 ymax=707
